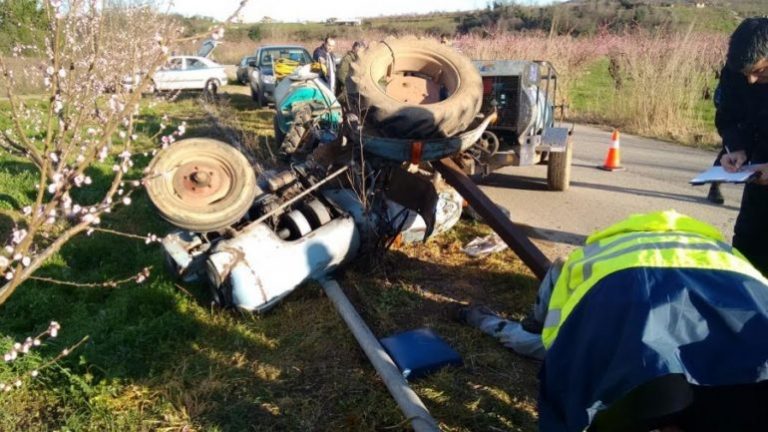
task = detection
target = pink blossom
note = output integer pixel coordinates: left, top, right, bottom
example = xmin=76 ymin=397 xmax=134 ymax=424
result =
xmin=11 ymin=229 xmax=27 ymax=245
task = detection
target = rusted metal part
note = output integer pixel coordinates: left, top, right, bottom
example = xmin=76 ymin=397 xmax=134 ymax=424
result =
xmin=434 ymin=157 xmax=551 ymax=280
xmin=172 ymin=161 xmax=231 ymax=205
xmin=250 ymin=164 xmax=350 ymax=228
xmin=385 ymin=74 xmax=441 ymax=104
xmin=357 ymin=112 xmax=498 ymax=162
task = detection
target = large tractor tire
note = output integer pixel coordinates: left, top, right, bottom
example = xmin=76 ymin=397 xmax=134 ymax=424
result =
xmin=347 ymin=37 xmax=483 ymax=139
xmin=145 ymin=138 xmax=259 ymax=232
xmin=547 ymin=139 xmax=573 ymax=191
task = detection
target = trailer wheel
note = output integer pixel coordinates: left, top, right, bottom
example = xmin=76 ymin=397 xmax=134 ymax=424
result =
xmin=547 ymin=139 xmax=572 ymax=191
xmin=145 ymin=138 xmax=258 ymax=232
xmin=347 ymin=37 xmax=482 ymax=139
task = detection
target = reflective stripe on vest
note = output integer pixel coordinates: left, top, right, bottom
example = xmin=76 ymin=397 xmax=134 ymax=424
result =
xmin=541 ymin=211 xmax=768 ymax=349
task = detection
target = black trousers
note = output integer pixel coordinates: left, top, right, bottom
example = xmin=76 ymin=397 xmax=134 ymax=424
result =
xmin=591 ymin=375 xmax=768 ymax=432
xmin=734 ymin=182 xmax=768 ymax=276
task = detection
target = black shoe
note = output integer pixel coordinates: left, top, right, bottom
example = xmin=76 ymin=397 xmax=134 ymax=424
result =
xmin=707 ymin=183 xmax=724 ymax=205
xmin=450 ymin=303 xmax=471 ymax=324
xmin=521 ymin=315 xmax=544 ymax=334
xmin=453 ymin=304 xmax=498 ymax=327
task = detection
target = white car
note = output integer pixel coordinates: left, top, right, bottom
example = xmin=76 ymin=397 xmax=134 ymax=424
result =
xmin=149 ymin=56 xmax=228 ymax=93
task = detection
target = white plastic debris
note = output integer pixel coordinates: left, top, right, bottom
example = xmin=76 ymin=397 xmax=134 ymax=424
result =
xmin=462 ymin=233 xmax=508 ymax=258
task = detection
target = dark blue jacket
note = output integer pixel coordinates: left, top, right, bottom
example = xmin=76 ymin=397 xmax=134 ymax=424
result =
xmin=715 ymin=66 xmax=768 ymax=163
xmin=538 ymin=266 xmax=768 ymax=431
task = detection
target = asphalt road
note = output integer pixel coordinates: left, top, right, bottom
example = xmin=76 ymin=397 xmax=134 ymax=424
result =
xmin=478 ymin=124 xmax=742 ymax=260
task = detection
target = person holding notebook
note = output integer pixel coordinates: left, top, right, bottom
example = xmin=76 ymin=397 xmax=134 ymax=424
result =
xmin=717 ymin=17 xmax=768 ymax=275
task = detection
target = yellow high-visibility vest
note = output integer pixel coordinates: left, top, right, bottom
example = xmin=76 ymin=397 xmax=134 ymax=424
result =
xmin=542 ymin=210 xmax=767 ymax=348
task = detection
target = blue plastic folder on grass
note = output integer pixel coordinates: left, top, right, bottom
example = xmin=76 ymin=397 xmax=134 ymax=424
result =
xmin=379 ymin=328 xmax=463 ymax=380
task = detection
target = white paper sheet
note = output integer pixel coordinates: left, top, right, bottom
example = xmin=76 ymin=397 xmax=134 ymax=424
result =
xmin=690 ymin=165 xmax=759 ymax=185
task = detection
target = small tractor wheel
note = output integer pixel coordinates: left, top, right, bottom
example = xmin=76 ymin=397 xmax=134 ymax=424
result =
xmin=145 ymin=138 xmax=259 ymax=232
xmin=280 ymin=106 xmax=313 ymax=154
xmin=547 ymin=138 xmax=572 ymax=191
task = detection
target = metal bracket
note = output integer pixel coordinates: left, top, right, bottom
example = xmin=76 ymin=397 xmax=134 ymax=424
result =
xmin=539 ymin=127 xmax=570 ymax=153
xmin=519 ymin=135 xmax=539 ymax=166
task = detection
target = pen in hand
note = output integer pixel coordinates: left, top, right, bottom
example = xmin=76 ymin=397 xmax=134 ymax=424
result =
xmin=721 ymin=145 xmax=747 ymax=172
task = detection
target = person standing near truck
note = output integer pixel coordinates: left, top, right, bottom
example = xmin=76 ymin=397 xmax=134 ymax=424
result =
xmin=336 ymin=40 xmax=365 ymax=101
xmin=717 ymin=17 xmax=768 ymax=276
xmin=313 ymin=36 xmax=336 ymax=92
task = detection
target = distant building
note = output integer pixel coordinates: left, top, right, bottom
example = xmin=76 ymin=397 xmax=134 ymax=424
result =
xmin=332 ymin=18 xmax=362 ymax=26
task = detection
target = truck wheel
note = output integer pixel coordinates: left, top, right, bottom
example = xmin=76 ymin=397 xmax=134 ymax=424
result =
xmin=273 ymin=114 xmax=285 ymax=145
xmin=547 ymin=139 xmax=572 ymax=191
xmin=347 ymin=36 xmax=482 ymax=139
xmin=145 ymin=138 xmax=259 ymax=232
xmin=204 ymin=79 xmax=220 ymax=98
xmin=251 ymin=86 xmax=263 ymax=108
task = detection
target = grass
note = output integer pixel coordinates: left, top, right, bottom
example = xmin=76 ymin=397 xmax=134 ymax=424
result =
xmin=0 ymin=86 xmax=543 ymax=431
xmin=568 ymin=55 xmax=720 ymax=148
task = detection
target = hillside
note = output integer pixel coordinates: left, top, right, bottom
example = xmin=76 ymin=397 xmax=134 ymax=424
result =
xmin=195 ymin=0 xmax=768 ymax=49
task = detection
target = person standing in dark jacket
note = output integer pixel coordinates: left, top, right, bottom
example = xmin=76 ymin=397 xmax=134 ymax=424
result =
xmin=717 ymin=17 xmax=768 ymax=275
xmin=312 ymin=36 xmax=336 ymax=92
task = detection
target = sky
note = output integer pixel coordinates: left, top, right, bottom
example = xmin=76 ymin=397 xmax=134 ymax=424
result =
xmin=171 ymin=0 xmax=558 ymax=23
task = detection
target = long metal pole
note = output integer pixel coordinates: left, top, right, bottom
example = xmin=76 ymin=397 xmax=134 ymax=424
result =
xmin=320 ymin=279 xmax=441 ymax=432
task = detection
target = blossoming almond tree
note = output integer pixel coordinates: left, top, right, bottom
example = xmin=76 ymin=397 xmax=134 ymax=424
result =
xmin=0 ymin=0 xmax=249 ymax=306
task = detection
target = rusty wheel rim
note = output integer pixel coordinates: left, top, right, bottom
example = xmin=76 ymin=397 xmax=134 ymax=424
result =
xmin=171 ymin=161 xmax=233 ymax=207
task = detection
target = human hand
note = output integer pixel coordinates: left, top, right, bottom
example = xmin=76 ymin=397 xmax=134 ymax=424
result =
xmin=752 ymin=163 xmax=768 ymax=185
xmin=721 ymin=150 xmax=747 ymax=172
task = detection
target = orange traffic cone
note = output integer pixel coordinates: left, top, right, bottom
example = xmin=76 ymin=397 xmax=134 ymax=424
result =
xmin=598 ymin=129 xmax=626 ymax=171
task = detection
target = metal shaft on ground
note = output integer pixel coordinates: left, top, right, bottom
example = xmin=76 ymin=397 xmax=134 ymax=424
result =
xmin=320 ymin=279 xmax=441 ymax=432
